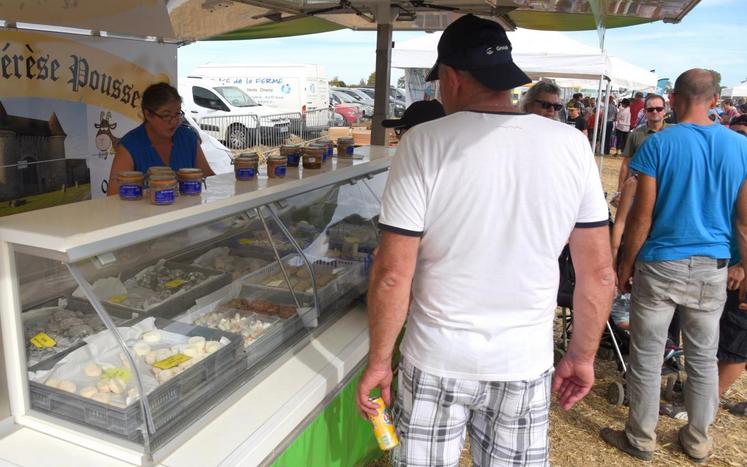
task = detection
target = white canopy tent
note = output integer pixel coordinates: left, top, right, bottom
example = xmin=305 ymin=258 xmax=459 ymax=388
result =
xmin=723 ymin=82 xmax=747 ymax=98
xmin=392 ymin=29 xmax=658 ymax=91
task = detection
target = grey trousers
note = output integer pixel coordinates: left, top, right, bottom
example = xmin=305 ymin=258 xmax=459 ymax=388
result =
xmin=625 ymin=257 xmax=727 ymax=457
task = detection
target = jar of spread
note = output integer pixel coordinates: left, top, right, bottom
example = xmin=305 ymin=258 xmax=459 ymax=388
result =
xmin=317 ymin=138 xmax=334 ymax=161
xmin=149 ymin=174 xmax=177 ymax=205
xmin=146 ymin=166 xmax=174 ymax=188
xmin=280 ymin=144 xmax=302 ymax=167
xmin=117 ymin=171 xmax=144 ymax=201
xmin=302 ymin=145 xmax=325 ymax=170
xmin=234 ymin=152 xmax=259 ymax=180
xmin=337 ymin=137 xmax=355 ymax=158
xmin=177 ymin=168 xmax=204 ymax=196
xmin=267 ymin=154 xmax=287 ymax=178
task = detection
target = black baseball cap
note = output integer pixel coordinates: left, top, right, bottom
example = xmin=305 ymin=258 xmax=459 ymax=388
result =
xmin=381 ymin=100 xmax=445 ymax=129
xmin=425 ymin=14 xmax=530 ymax=92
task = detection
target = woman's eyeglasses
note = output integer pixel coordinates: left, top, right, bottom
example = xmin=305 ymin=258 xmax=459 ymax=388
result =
xmin=149 ymin=109 xmax=185 ymax=123
xmin=535 ymin=100 xmax=563 ymax=111
xmin=645 ymin=107 xmax=665 ymax=113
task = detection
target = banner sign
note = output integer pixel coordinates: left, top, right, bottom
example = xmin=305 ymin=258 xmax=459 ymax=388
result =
xmin=0 ymin=29 xmax=176 ymax=216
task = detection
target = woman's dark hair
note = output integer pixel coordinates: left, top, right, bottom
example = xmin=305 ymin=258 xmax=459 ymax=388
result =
xmin=731 ymin=114 xmax=747 ymax=126
xmin=621 ymin=98 xmax=631 ymax=107
xmin=141 ymin=82 xmax=181 ymax=114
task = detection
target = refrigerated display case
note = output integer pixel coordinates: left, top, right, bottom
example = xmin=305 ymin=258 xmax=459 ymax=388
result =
xmin=0 ymin=147 xmax=393 ymax=465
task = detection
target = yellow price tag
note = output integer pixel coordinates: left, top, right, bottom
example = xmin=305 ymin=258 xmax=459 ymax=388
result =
xmin=153 ymin=353 xmax=191 ymax=370
xmin=238 ymin=238 xmax=255 ymax=245
xmin=103 ymin=367 xmax=132 ymax=382
xmin=165 ymin=279 xmax=186 ymax=288
xmin=109 ymin=294 xmax=128 ymax=304
xmin=30 ymin=332 xmax=56 ymax=349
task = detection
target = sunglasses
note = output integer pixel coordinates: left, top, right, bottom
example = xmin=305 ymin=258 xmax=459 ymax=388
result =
xmin=149 ymin=109 xmax=185 ymax=123
xmin=646 ymin=107 xmax=665 ymax=113
xmin=735 ymin=130 xmax=747 ymax=137
xmin=535 ymin=100 xmax=563 ymax=111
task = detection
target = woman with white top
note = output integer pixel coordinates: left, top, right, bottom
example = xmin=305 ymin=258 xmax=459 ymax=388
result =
xmin=615 ymin=98 xmax=631 ymax=153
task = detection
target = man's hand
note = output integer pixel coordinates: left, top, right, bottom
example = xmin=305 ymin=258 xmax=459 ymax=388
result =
xmin=727 ymin=265 xmax=744 ymax=291
xmin=355 ymin=364 xmax=393 ymax=418
xmin=617 ymin=262 xmax=634 ymax=293
xmin=552 ymin=354 xmax=595 ymax=410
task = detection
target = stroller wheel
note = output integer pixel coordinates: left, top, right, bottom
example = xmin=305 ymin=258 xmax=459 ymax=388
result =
xmin=607 ymin=382 xmax=626 ymax=406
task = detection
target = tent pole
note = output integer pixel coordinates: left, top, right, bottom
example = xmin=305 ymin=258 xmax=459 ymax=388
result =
xmin=591 ymin=75 xmax=605 ymax=156
xmin=371 ymin=6 xmax=393 ymax=146
xmin=599 ymin=79 xmax=612 ymax=175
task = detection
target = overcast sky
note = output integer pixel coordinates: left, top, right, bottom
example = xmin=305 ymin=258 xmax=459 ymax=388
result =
xmin=178 ymin=0 xmax=746 ymax=90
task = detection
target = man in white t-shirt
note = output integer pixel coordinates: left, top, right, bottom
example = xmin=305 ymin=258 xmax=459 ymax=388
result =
xmin=355 ymin=14 xmax=615 ymax=466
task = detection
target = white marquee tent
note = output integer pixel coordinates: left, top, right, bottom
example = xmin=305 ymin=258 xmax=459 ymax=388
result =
xmin=392 ymin=29 xmax=658 ymax=91
xmin=723 ymin=82 xmax=747 ymax=98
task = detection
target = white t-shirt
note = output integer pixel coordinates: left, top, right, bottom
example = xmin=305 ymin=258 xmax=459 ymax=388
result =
xmin=379 ymin=111 xmax=608 ymax=381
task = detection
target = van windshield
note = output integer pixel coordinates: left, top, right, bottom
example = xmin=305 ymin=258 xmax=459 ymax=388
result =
xmin=215 ymin=86 xmax=260 ymax=107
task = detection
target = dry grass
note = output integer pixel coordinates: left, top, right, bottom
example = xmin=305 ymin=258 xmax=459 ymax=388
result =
xmin=367 ymin=155 xmax=747 ymax=466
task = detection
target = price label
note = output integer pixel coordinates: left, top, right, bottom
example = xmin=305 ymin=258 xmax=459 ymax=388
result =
xmin=109 ymin=294 xmax=128 ymax=304
xmin=103 ymin=367 xmax=132 ymax=382
xmin=238 ymin=238 xmax=255 ymax=245
xmin=30 ymin=332 xmax=56 ymax=349
xmin=153 ymin=353 xmax=191 ymax=370
xmin=165 ymin=279 xmax=186 ymax=288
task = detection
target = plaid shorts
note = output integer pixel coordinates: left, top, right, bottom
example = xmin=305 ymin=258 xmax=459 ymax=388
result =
xmin=391 ymin=358 xmax=552 ymax=467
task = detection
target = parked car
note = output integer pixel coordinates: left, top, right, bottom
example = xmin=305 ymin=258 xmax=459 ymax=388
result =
xmin=330 ymin=90 xmax=373 ymax=118
xmin=178 ymin=76 xmax=290 ymax=149
xmin=358 ymin=87 xmax=405 ymax=117
xmin=333 ymin=103 xmax=362 ymax=126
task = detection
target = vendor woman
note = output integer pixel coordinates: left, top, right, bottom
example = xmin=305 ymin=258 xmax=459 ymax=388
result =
xmin=107 ymin=82 xmax=214 ymax=195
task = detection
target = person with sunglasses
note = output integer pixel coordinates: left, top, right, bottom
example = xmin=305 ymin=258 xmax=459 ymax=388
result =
xmin=381 ymin=100 xmax=446 ymax=140
xmin=107 ymin=82 xmax=214 ymax=195
xmin=615 ymin=94 xmax=668 ymax=197
xmin=519 ymin=79 xmax=563 ymax=119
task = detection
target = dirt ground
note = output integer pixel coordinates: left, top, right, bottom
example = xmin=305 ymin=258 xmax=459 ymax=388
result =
xmin=367 ymin=155 xmax=747 ymax=466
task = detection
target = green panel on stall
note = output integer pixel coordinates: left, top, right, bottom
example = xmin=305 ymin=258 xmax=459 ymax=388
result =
xmin=208 ymin=17 xmax=345 ymax=41
xmin=508 ymin=11 xmax=653 ymax=31
xmin=271 ymin=368 xmax=384 ymax=467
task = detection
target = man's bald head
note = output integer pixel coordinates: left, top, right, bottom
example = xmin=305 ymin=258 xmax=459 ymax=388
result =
xmin=673 ymin=68 xmax=720 ymax=104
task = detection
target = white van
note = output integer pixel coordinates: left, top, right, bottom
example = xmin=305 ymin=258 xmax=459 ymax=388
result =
xmin=178 ymin=76 xmax=290 ymax=149
xmin=190 ymin=63 xmax=331 ymax=131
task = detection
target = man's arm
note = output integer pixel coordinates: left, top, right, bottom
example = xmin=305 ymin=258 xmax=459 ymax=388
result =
xmin=736 ymin=181 xmax=747 ymax=309
xmin=356 ymin=231 xmax=419 ymax=416
xmin=552 ymin=225 xmax=615 ymax=410
xmin=616 ymin=157 xmax=631 ymax=193
xmin=617 ymin=173 xmax=657 ymax=292
xmin=611 ymin=176 xmax=638 ymax=269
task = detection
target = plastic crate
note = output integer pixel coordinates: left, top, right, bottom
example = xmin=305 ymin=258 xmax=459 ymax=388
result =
xmin=241 ymin=255 xmax=366 ymax=309
xmin=23 ymin=297 xmax=130 ymax=367
xmin=28 ymin=318 xmax=246 ymax=440
xmin=103 ymin=261 xmax=231 ymax=320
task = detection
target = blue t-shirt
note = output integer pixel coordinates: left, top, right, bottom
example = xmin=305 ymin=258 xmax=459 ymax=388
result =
xmin=120 ymin=123 xmax=198 ymax=172
xmin=630 ymin=123 xmax=747 ymax=262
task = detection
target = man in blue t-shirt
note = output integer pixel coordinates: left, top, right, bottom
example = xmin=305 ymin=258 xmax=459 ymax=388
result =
xmin=601 ymin=69 xmax=747 ymax=463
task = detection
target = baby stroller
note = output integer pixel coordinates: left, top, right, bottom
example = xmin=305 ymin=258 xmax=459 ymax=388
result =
xmin=555 ymin=245 xmax=686 ymax=411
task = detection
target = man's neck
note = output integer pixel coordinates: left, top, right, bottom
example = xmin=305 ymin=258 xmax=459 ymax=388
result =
xmin=458 ymin=91 xmax=516 ymax=114
xmin=677 ymin=108 xmax=714 ymax=125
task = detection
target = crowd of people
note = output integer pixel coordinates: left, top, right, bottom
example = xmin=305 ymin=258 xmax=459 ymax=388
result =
xmin=355 ymin=14 xmax=747 ymax=466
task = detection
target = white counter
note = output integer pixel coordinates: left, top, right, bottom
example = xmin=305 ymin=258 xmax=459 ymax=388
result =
xmin=0 ymin=305 xmax=370 ymax=466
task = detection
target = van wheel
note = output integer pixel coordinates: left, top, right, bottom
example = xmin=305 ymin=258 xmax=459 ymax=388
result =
xmin=226 ymin=124 xmax=250 ymax=149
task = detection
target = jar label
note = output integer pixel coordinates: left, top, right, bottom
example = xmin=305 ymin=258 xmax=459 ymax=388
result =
xmin=326 ymin=148 xmax=333 ymax=159
xmin=346 ymin=145 xmax=354 ymax=155
xmin=274 ymin=165 xmax=287 ymax=177
xmin=154 ymin=189 xmax=175 ymax=204
xmin=179 ymin=180 xmax=202 ymax=195
xmin=287 ymin=154 xmax=300 ymax=165
xmin=119 ymin=184 xmax=142 ymax=199
xmin=236 ymin=167 xmax=256 ymax=179
xmin=306 ymin=157 xmax=317 ymax=163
